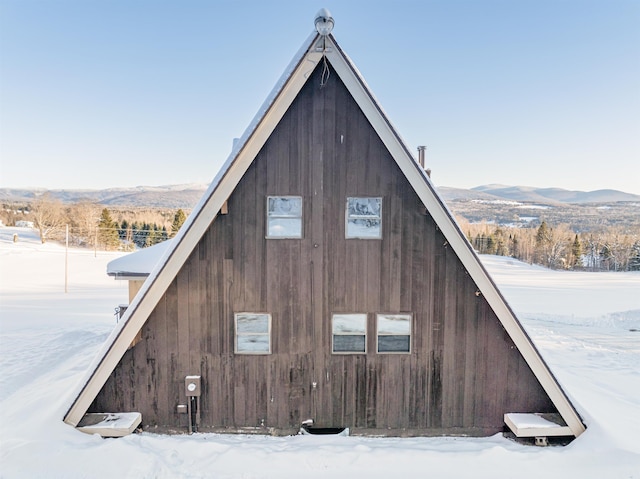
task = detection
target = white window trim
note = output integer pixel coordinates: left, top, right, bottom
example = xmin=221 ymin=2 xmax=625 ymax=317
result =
xmin=376 ymin=313 xmax=412 ymax=354
xmin=345 ymin=197 xmax=382 ymax=239
xmin=234 ymin=312 xmax=272 ymax=355
xmin=266 ymin=195 xmax=303 ymax=239
xmin=331 ymin=313 xmax=367 ymax=354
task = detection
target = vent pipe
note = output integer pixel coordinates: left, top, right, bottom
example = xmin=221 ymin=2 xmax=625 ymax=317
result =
xmin=417 ymin=146 xmax=431 ymax=177
xmin=417 ymin=146 xmax=426 ymax=168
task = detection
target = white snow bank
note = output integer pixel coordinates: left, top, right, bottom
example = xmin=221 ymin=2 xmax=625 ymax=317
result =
xmin=1 ymin=231 xmax=639 ymax=478
xmin=480 ymin=254 xmax=640 ymax=318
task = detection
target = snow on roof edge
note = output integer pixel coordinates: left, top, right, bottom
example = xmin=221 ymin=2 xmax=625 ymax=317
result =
xmin=64 ymin=31 xmax=321 ymax=425
xmin=189 ymin=31 xmax=320 ymax=228
xmin=106 ymin=239 xmax=174 ymax=276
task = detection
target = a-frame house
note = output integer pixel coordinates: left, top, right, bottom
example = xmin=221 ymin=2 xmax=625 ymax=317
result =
xmin=64 ymin=11 xmax=585 ymax=439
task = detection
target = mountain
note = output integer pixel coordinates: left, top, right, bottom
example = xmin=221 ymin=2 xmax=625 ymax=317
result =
xmin=469 ymin=185 xmax=640 ymax=204
xmin=1 ymin=184 xmax=638 ymax=209
xmin=439 ymin=185 xmax=640 ymax=232
xmin=0 ymin=184 xmax=209 ymax=209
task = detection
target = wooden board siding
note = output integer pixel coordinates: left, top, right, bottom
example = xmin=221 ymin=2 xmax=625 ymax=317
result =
xmin=89 ymin=62 xmax=556 ymax=435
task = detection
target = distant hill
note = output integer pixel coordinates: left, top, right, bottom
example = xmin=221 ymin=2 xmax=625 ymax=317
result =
xmin=469 ymin=185 xmax=640 ymax=204
xmin=440 ymin=185 xmax=640 ymax=232
xmin=0 ymin=184 xmax=209 ymax=209
xmin=1 ymin=184 xmax=638 ymax=209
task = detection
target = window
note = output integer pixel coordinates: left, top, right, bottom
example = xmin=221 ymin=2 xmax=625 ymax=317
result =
xmin=377 ymin=313 xmax=411 ymax=353
xmin=346 ymin=197 xmax=382 ymax=239
xmin=267 ymin=196 xmax=302 ymax=238
xmin=332 ymin=313 xmax=367 ymax=353
xmin=235 ymin=313 xmax=271 ymax=354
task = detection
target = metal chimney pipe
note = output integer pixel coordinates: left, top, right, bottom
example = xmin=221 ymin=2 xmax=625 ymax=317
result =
xmin=417 ymin=146 xmax=426 ymax=168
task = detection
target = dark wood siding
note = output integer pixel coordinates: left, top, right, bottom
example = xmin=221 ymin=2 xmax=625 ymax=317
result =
xmin=90 ymin=62 xmax=556 ymax=435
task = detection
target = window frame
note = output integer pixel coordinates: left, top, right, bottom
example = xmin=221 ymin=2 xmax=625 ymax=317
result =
xmin=345 ymin=197 xmax=382 ymax=239
xmin=234 ymin=312 xmax=272 ymax=355
xmin=376 ymin=313 xmax=412 ymax=354
xmin=331 ymin=313 xmax=367 ymax=354
xmin=266 ymin=195 xmax=303 ymax=239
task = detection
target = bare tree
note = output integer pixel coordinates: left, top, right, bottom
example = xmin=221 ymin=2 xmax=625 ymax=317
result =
xmin=601 ymin=233 xmax=635 ymax=271
xmin=462 ymin=219 xmax=639 ymax=272
xmin=30 ymin=193 xmax=65 ymax=244
xmin=67 ymin=200 xmax=100 ymax=247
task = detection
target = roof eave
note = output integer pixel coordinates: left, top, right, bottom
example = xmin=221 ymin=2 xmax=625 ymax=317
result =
xmin=63 ymin=30 xmax=324 ymax=427
xmin=324 ymin=35 xmax=585 ymax=437
xmin=107 ymin=272 xmax=149 ymax=280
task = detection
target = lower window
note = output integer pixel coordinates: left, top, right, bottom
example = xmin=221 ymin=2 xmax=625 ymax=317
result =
xmin=377 ymin=313 xmax=411 ymax=353
xmin=332 ymin=313 xmax=367 ymax=353
xmin=235 ymin=313 xmax=271 ymax=354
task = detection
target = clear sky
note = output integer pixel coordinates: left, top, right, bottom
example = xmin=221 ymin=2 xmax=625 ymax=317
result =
xmin=1 ymin=0 xmax=639 ymax=194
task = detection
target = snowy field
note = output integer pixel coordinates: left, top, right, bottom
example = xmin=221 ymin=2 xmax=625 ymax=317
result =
xmin=0 ymin=226 xmax=639 ymax=478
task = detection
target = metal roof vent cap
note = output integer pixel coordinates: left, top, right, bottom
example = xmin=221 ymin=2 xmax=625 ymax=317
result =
xmin=314 ymin=8 xmax=334 ymax=36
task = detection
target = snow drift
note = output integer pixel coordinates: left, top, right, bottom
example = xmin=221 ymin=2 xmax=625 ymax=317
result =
xmin=0 ymin=227 xmax=638 ymax=478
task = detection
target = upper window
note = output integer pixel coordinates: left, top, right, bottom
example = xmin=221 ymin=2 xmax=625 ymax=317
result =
xmin=332 ymin=313 xmax=367 ymax=354
xmin=235 ymin=313 xmax=271 ymax=354
xmin=267 ymin=196 xmax=303 ymax=238
xmin=377 ymin=313 xmax=411 ymax=353
xmin=346 ymin=197 xmax=382 ymax=239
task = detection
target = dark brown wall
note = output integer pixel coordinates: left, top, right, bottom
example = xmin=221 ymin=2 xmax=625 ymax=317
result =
xmin=91 ymin=62 xmax=556 ymax=435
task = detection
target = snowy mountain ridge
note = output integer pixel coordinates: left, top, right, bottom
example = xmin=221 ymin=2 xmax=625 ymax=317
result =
xmin=1 ymin=184 xmax=638 ymax=209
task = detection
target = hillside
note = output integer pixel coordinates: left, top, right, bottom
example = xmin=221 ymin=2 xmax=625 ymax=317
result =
xmin=0 ymin=184 xmax=209 ymax=209
xmin=2 ymin=184 xmax=639 ymax=231
xmin=3 ymin=184 xmax=639 ymax=208
xmin=437 ymin=186 xmax=640 ymax=231
xmin=469 ymin=185 xmax=640 ymax=204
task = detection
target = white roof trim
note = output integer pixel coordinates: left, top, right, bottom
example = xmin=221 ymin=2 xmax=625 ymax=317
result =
xmin=64 ymin=31 xmax=585 ymax=438
xmin=63 ymin=31 xmax=324 ymax=427
xmin=326 ymin=36 xmax=584 ymax=437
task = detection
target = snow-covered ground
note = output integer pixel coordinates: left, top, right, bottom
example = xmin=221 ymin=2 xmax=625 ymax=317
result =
xmin=0 ymin=226 xmax=638 ymax=478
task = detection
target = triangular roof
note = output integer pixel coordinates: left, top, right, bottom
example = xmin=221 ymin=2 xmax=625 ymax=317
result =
xmin=64 ymin=26 xmax=585 ymax=437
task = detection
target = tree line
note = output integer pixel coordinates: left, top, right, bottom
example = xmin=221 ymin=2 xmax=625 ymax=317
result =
xmin=3 ymin=193 xmax=187 ymax=251
xmin=461 ymin=218 xmax=640 ymax=272
xmin=5 ymin=193 xmax=639 ymax=271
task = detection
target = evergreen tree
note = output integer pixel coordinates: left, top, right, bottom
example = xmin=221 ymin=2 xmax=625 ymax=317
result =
xmin=486 ymin=234 xmax=497 ymax=255
xmin=629 ymin=241 xmax=640 ymax=271
xmin=510 ymin=234 xmax=519 ymax=258
xmin=97 ymin=208 xmax=120 ymax=250
xmin=138 ymin=222 xmax=150 ymax=248
xmin=132 ymin=221 xmax=146 ymax=248
xmin=119 ymin=219 xmax=129 ymax=241
xmin=171 ymin=209 xmax=187 ymax=237
xmin=535 ymin=221 xmax=553 ymax=266
xmin=493 ymin=227 xmax=509 ymax=256
xmin=571 ymin=234 xmax=582 ymax=269
xmin=475 ymin=233 xmax=487 ymax=253
xmin=535 ymin=221 xmax=551 ymax=246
